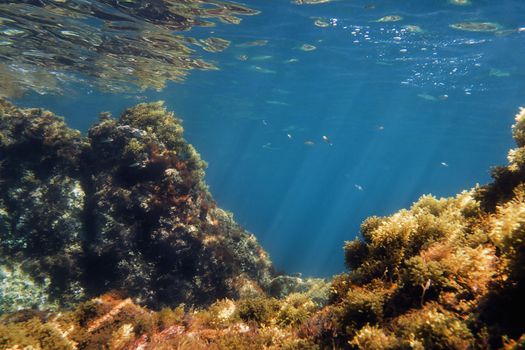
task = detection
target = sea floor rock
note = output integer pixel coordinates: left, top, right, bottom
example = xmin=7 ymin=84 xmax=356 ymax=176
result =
xmin=0 ymin=99 xmax=274 ymax=311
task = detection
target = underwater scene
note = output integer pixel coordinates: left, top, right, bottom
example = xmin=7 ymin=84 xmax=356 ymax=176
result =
xmin=1 ymin=0 xmax=525 ymax=349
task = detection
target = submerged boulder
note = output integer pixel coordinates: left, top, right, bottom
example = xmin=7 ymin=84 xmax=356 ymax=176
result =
xmin=0 ymin=99 xmax=274 ymax=311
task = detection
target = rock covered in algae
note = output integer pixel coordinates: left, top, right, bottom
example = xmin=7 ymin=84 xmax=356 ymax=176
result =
xmin=0 ymin=99 xmax=88 ymax=310
xmin=0 ymin=99 xmax=274 ymax=311
xmin=83 ymin=102 xmax=276 ymax=306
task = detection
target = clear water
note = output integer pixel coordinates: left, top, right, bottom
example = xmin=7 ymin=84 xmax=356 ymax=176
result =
xmin=14 ymin=0 xmax=525 ymax=276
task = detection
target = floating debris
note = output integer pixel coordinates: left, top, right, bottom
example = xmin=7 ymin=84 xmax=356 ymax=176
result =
xmin=450 ymin=22 xmax=502 ymax=32
xmin=236 ymin=40 xmax=269 ymax=48
xmin=299 ymin=43 xmax=317 ymax=51
xmin=375 ymin=15 xmax=403 ymax=23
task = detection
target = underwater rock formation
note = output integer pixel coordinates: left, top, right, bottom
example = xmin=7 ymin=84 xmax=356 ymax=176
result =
xmin=2 ymin=102 xmax=525 ymax=349
xmin=0 ymin=99 xmax=274 ymax=310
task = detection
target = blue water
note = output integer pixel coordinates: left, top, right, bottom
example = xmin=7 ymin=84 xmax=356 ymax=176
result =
xmin=16 ymin=0 xmax=525 ymax=276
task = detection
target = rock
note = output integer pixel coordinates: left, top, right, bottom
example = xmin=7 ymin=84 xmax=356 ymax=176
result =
xmin=0 ymin=99 xmax=274 ymax=310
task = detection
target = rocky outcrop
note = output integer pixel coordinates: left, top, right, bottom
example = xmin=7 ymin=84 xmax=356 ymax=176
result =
xmin=0 ymin=99 xmax=274 ymax=311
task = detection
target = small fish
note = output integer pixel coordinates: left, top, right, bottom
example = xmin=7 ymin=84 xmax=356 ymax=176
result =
xmin=314 ymin=19 xmax=329 ymax=28
xmin=417 ymin=93 xmax=437 ymax=101
xmin=403 ymin=25 xmax=423 ymax=33
xmin=322 ymin=135 xmax=333 ymax=146
xmin=489 ymin=68 xmax=510 ymax=77
xmin=299 ymin=44 xmax=317 ymax=51
xmin=128 ymin=162 xmax=143 ymax=168
xmin=438 ymin=94 xmax=449 ymax=100
xmin=441 ymin=162 xmax=449 ymax=167
xmin=100 ymin=137 xmax=114 ymax=143
xmin=262 ymin=120 xmax=268 ymax=126
xmin=251 ymin=55 xmax=273 ymax=61
xmin=287 ymin=133 xmax=292 ymax=139
xmin=266 ymin=100 xmax=288 ymax=106
xmin=236 ymin=40 xmax=268 ymax=48
xmin=377 ymin=125 xmax=385 ymax=131
xmin=262 ymin=142 xmax=278 ymax=150
xmin=251 ymin=65 xmax=276 ymax=74
xmin=375 ymin=15 xmax=403 ymax=23
xmin=284 ymin=58 xmax=299 ymax=64
xmin=304 ymin=140 xmax=315 ymax=146
xmin=354 ymin=184 xmax=363 ymax=191
xmin=236 ymin=54 xmax=248 ymax=61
